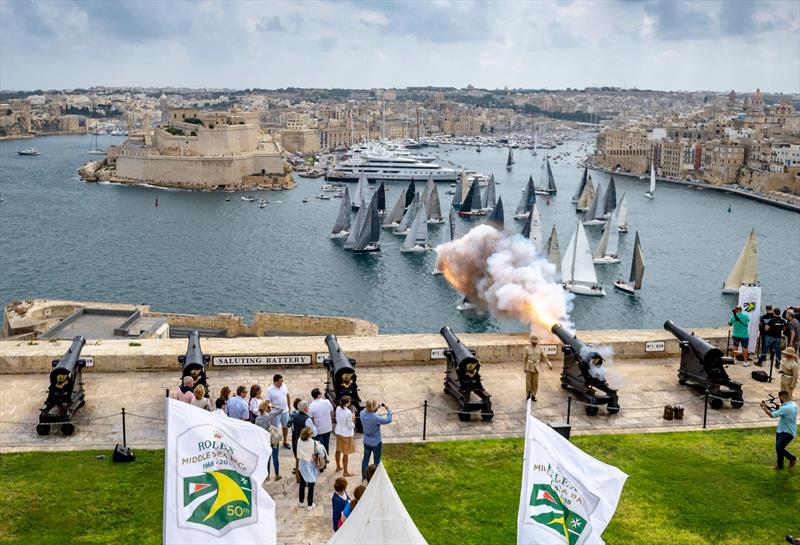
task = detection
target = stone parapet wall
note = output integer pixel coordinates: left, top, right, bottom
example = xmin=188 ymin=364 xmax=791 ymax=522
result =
xmin=0 ymin=327 xmax=730 ymax=375
xmin=252 ymin=312 xmax=379 ymax=337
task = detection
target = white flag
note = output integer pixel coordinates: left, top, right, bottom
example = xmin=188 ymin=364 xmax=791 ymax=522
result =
xmin=163 ymin=399 xmax=276 ymax=545
xmin=738 ymin=285 xmax=761 ymax=351
xmin=517 ymin=410 xmax=627 ymax=545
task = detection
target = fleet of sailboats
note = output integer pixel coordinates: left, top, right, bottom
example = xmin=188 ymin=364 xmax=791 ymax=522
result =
xmin=722 ymin=228 xmax=759 ymax=293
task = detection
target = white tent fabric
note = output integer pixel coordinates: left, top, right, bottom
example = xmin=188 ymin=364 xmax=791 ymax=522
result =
xmin=326 ymin=464 xmax=428 ymax=545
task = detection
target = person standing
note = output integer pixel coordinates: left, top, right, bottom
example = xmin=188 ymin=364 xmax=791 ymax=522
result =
xmin=296 ymin=427 xmax=325 ymax=510
xmin=292 ymin=401 xmax=317 ymax=474
xmin=728 ymin=306 xmax=751 ymax=366
xmin=212 ymin=397 xmax=227 ymax=417
xmin=267 ymin=374 xmax=292 ymax=449
xmin=218 ymin=386 xmax=232 ymax=416
xmin=764 ymin=308 xmax=787 ymax=370
xmin=780 ymin=348 xmax=799 ymax=400
xmin=309 ymin=388 xmax=334 ymax=456
xmin=757 ymin=305 xmax=774 ymax=366
xmin=190 ymin=385 xmax=212 ymax=411
xmin=334 ymin=396 xmax=356 ymax=477
xmin=523 ymin=335 xmax=553 ymax=401
xmin=359 ymin=400 xmax=392 ymax=482
xmin=255 ymin=400 xmax=282 ymax=481
xmin=761 ymin=391 xmax=797 ymax=470
xmin=178 ymin=376 xmax=195 ymax=403
xmin=331 ymin=477 xmax=350 ymax=532
xmin=786 ymin=310 xmax=800 ymax=353
xmin=227 ymin=385 xmax=250 ymax=421
xmin=248 ymin=384 xmax=263 ymax=423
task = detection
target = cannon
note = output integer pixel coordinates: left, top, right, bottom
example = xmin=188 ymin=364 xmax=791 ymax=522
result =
xmin=440 ymin=326 xmax=493 ymax=422
xmin=37 ymin=336 xmax=88 ymax=435
xmin=552 ymin=324 xmax=620 ymax=416
xmin=178 ymin=331 xmax=210 ymax=397
xmin=664 ymin=320 xmax=743 ymax=409
xmin=322 ymin=334 xmax=364 ymax=432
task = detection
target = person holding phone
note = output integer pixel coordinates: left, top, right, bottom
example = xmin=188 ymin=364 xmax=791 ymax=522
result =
xmin=359 ymin=399 xmax=392 ymax=482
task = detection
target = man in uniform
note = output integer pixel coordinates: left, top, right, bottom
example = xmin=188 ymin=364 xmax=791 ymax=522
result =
xmin=780 ymin=347 xmax=799 ymax=400
xmin=523 ymin=335 xmax=552 ymax=401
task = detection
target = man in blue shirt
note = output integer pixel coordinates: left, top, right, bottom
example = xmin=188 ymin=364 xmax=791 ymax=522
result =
xmin=729 ymin=306 xmax=751 ymax=366
xmin=359 ymin=399 xmax=393 ymax=481
xmin=761 ymin=390 xmax=797 ymax=470
xmin=227 ymin=385 xmax=250 ymax=421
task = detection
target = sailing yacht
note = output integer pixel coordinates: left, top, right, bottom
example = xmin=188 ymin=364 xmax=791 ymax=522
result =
xmin=485 ymin=197 xmax=504 ymax=231
xmin=382 ymin=191 xmax=406 ymax=230
xmin=432 ymin=208 xmax=457 ymax=275
xmin=330 ymin=186 xmax=352 ymax=239
xmin=582 ymin=183 xmax=606 ymax=226
xmin=481 ymin=174 xmax=497 ymax=212
xmin=644 ymin=163 xmax=656 ymax=199
xmin=394 ymin=193 xmax=421 ymax=235
xmin=513 ymin=176 xmax=536 ymax=220
xmin=545 ymin=226 xmax=561 ymax=274
xmin=575 ymin=175 xmax=595 ymax=213
xmin=351 ymin=172 xmax=369 ymax=210
xmin=401 ymin=204 xmax=431 ymax=253
xmin=376 ymin=182 xmax=386 ymax=215
xmin=534 ymin=156 xmax=557 ymax=195
xmin=721 ymin=228 xmax=758 ymax=293
xmin=458 ymin=179 xmax=486 ymax=217
xmin=505 ymin=148 xmax=514 ymax=170
xmin=353 ymin=195 xmax=381 ymax=253
xmin=614 ymin=232 xmax=645 ymax=294
xmin=602 ymin=177 xmax=617 ymax=218
xmin=592 ymin=214 xmax=621 ymax=264
xmin=520 ymin=202 xmax=544 ymax=254
xmin=344 ymin=197 xmax=368 ymax=249
xmin=426 ymin=184 xmax=444 ymax=224
xmin=452 ymin=170 xmax=470 ymax=209
xmin=572 ymin=167 xmax=588 ymax=203
xmin=88 ymin=126 xmax=105 ymax=155
xmin=616 ymin=192 xmax=629 ymax=233
xmin=561 ymin=222 xmax=606 ymax=296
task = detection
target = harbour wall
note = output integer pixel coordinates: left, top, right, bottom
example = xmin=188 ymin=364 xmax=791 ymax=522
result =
xmin=0 ymin=327 xmax=729 ymax=374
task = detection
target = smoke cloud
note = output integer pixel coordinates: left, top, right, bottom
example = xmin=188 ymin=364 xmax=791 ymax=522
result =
xmin=436 ymin=224 xmax=573 ymax=338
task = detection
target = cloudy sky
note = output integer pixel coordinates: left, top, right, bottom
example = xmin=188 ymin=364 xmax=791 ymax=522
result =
xmin=1 ymin=0 xmax=798 ymax=92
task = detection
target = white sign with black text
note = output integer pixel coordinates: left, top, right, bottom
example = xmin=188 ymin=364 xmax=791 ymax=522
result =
xmin=645 ymin=341 xmax=665 ymax=353
xmin=430 ymin=348 xmax=447 ymax=360
xmin=212 ymin=355 xmax=311 ymax=366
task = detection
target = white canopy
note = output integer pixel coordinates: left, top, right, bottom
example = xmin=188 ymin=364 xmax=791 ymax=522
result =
xmin=327 ymin=464 xmax=428 ymax=545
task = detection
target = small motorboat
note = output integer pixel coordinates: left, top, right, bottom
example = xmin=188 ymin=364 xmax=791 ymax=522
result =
xmin=17 ymin=148 xmax=40 ymax=156
xmin=302 ymin=197 xmax=310 ymax=203
xmin=316 ymin=194 xmax=331 ymax=200
xmin=259 ymin=202 xmax=266 ymax=209
xmin=613 ymin=279 xmax=635 ymax=294
xmin=225 ymin=196 xmax=231 ymax=202
xmin=241 ymin=196 xmax=256 ymax=202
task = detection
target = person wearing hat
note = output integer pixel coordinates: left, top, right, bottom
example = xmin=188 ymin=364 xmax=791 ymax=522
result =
xmin=780 ymin=347 xmax=799 ymax=399
xmin=523 ymin=335 xmax=552 ymax=401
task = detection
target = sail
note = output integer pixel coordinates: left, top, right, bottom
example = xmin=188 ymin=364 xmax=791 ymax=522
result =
xmin=577 ymin=176 xmax=595 ymax=210
xmin=405 ymin=180 xmax=416 ymax=208
xmin=573 ymin=167 xmax=588 ymax=202
xmin=481 ymin=174 xmax=496 ymax=211
xmin=344 ymin=197 xmax=368 ymax=249
xmin=515 ymin=176 xmax=536 ymax=216
xmin=453 ymin=171 xmax=468 ymax=208
xmin=447 ymin=207 xmax=456 ymax=242
xmin=607 ymin=211 xmax=620 ymax=256
xmin=383 ymin=191 xmax=406 ymax=227
xmin=723 ymin=228 xmax=759 ymax=289
xmin=352 ymin=171 xmax=368 ymax=209
xmin=616 ymin=192 xmax=628 ymax=230
xmin=506 ymin=148 xmax=513 ymax=167
xmin=604 ymin=177 xmax=617 ymax=215
xmin=530 ymin=203 xmax=544 ymax=254
xmin=354 ymin=195 xmax=380 ymax=251
xmin=546 ymin=158 xmax=557 ymax=192
xmin=427 ymin=184 xmax=443 ymax=222
xmin=460 ymin=179 xmax=481 ymax=214
xmin=486 ymin=197 xmax=504 ymax=231
xmin=593 ymin=217 xmax=612 ymax=260
xmin=331 ymin=186 xmax=352 ymax=236
xmin=649 ymin=163 xmax=656 ymax=194
xmin=521 ymin=210 xmax=532 ymax=239
xmin=629 ymin=231 xmax=645 ymax=289
xmin=583 ymin=182 xmax=604 ymax=223
xmin=562 ymin=222 xmax=598 ymax=284
xmin=396 ymin=193 xmax=420 ymax=234
xmin=376 ymin=182 xmax=386 ymax=213
xmin=546 ymin=226 xmax=560 ymax=273
xmin=402 ymin=202 xmax=428 ymax=250
xmin=420 ymin=177 xmax=434 ymax=210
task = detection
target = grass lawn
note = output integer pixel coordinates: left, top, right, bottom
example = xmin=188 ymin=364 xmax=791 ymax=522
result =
xmin=0 ymin=428 xmax=797 ymax=544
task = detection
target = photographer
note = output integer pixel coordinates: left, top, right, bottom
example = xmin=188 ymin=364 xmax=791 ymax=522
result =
xmin=760 ymin=390 xmax=797 ymax=470
xmin=359 ymin=399 xmax=393 ymax=482
xmin=728 ymin=306 xmax=751 ymax=366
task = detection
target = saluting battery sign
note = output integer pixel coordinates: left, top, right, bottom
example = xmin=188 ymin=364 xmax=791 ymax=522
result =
xmin=212 ymin=355 xmax=311 ymax=366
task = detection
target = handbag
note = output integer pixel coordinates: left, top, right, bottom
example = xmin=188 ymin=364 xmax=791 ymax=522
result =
xmin=313 ymin=440 xmax=328 ymax=471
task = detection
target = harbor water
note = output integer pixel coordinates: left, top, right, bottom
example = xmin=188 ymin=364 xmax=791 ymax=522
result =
xmin=1 ymin=134 xmax=798 ymax=334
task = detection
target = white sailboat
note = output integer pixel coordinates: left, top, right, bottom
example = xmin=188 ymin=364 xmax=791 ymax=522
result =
xmin=426 ymin=183 xmax=444 ymax=224
xmin=561 ymin=222 xmax=606 ymax=296
xmin=382 ymin=190 xmax=406 ymax=230
xmin=721 ymin=228 xmax=759 ymax=293
xmin=572 ymin=167 xmax=588 ymax=204
xmin=592 ymin=214 xmax=621 ymax=264
xmin=575 ymin=175 xmax=595 ymax=213
xmin=88 ymin=126 xmax=105 ymax=155
xmin=401 ymin=202 xmax=431 ymax=253
xmin=330 ymin=186 xmax=352 ymax=239
xmin=614 ymin=231 xmax=644 ymax=294
xmin=616 ymin=192 xmax=629 ymax=233
xmin=644 ymin=163 xmax=656 ymax=199
xmin=481 ymin=174 xmax=496 ymax=212
xmin=582 ymin=182 xmax=606 ymax=226
xmin=351 ymin=171 xmax=369 ymax=210
xmin=545 ymin=226 xmax=561 ymax=275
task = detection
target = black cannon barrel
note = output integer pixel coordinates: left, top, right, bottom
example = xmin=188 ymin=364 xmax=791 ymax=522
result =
xmin=440 ymin=326 xmax=479 ymax=368
xmin=179 ymin=331 xmax=208 ymax=374
xmin=324 ymin=334 xmax=356 ymax=382
xmin=551 ymin=324 xmax=601 ymax=364
xmin=50 ymin=336 xmax=86 ymax=384
xmin=664 ymin=320 xmax=723 ymax=365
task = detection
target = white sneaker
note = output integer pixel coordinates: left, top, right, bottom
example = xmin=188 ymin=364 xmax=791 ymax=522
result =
xmin=743 ymin=361 xmax=751 ymax=367
xmin=298 ymin=501 xmax=305 ymax=507
xmin=307 ymin=503 xmax=316 ymax=511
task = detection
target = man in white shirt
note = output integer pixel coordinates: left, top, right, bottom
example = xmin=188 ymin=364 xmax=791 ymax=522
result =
xmin=212 ymin=396 xmax=227 ymax=417
xmin=267 ymin=374 xmax=291 ymax=449
xmin=308 ymin=387 xmax=334 ymax=454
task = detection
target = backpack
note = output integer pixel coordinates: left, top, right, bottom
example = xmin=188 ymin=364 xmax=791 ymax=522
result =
xmin=751 ymin=370 xmax=769 ymax=382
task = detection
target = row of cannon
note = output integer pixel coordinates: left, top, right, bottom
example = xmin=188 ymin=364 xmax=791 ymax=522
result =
xmin=35 ymin=321 xmax=744 ymax=435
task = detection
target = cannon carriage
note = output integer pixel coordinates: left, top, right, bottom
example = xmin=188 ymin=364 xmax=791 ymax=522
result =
xmin=322 ymin=334 xmax=364 ymax=432
xmin=552 ymin=324 xmax=620 ymax=416
xmin=37 ymin=336 xmax=88 ymax=436
xmin=440 ymin=326 xmax=493 ymax=422
xmin=664 ymin=320 xmax=743 ymax=409
xmin=178 ymin=331 xmax=210 ymax=396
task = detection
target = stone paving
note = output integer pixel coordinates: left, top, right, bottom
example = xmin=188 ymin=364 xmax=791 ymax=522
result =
xmin=0 ymin=357 xmax=784 ymax=544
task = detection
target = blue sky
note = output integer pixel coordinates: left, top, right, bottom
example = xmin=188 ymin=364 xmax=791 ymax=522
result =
xmin=1 ymin=0 xmax=798 ymax=92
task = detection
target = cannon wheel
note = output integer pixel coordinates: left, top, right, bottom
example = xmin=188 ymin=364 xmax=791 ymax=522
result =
xmin=607 ymin=404 xmax=620 ymax=415
xmin=730 ymin=398 xmax=744 ymax=409
xmin=36 ymin=423 xmax=50 ymax=436
xmin=61 ymin=423 xmax=75 ymax=435
xmin=481 ymin=411 xmax=494 ymax=422
xmin=709 ymin=397 xmax=724 ymax=410
xmin=678 ymin=376 xmax=687 ymax=385
xmin=585 ymin=397 xmax=599 ymax=416
xmin=457 ymin=411 xmax=471 ymax=422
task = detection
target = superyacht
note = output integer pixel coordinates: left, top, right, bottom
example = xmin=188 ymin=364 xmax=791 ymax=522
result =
xmin=326 ymin=146 xmax=458 ymax=183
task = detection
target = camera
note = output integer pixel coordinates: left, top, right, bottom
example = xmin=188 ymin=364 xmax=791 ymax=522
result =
xmin=380 ymin=403 xmax=386 ymax=408
xmin=762 ymin=394 xmax=780 ymax=411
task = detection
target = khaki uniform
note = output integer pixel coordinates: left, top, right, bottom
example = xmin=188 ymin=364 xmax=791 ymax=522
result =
xmin=780 ymin=357 xmax=799 ymax=399
xmin=523 ymin=345 xmax=551 ymax=399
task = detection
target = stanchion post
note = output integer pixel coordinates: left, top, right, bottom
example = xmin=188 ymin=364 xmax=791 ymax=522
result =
xmin=702 ymin=392 xmax=709 ymax=429
xmin=566 ymin=396 xmax=572 ymax=425
xmin=422 ymin=400 xmax=428 ymax=441
xmin=122 ymin=407 xmax=127 ymax=447
xmin=768 ymin=357 xmax=774 ymax=383
xmin=165 ymin=388 xmax=169 ymax=398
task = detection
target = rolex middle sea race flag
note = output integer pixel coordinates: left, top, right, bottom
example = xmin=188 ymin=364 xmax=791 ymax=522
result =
xmin=517 ymin=405 xmax=627 ymax=545
xmin=163 ymin=398 xmax=277 ymax=545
